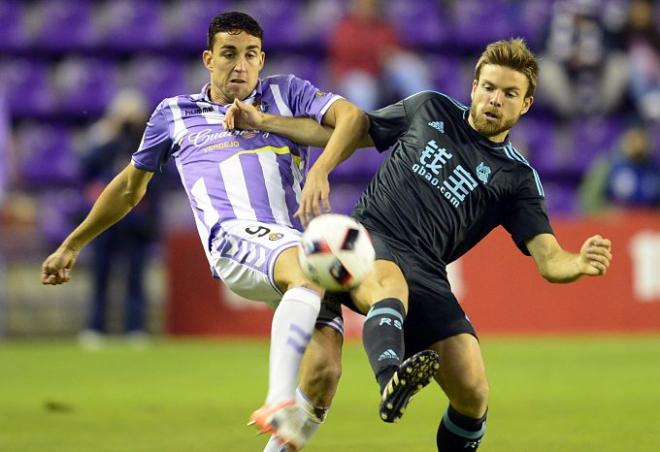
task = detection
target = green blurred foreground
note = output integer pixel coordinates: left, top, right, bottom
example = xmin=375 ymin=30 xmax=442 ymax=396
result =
xmin=1 ymin=336 xmax=659 ymax=451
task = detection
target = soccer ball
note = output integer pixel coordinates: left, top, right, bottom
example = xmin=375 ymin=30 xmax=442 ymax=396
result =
xmin=298 ymin=214 xmax=375 ymax=291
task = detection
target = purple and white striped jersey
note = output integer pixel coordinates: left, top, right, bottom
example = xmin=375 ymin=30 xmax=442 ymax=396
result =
xmin=131 ymin=74 xmax=341 ymax=266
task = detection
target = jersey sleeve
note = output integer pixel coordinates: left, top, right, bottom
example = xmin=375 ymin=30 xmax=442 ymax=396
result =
xmin=131 ymin=100 xmax=174 ymax=172
xmin=367 ymin=91 xmax=437 ymax=152
xmin=502 ymin=168 xmax=554 ymax=255
xmin=287 ymin=75 xmax=342 ymax=123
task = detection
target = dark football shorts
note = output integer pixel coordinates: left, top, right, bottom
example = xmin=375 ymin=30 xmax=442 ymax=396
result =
xmin=316 ymin=297 xmax=344 ymax=336
xmin=317 ymin=230 xmax=477 ymax=358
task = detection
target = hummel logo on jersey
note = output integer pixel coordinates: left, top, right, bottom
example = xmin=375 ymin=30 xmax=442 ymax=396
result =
xmin=476 ymin=162 xmax=491 ymax=184
xmin=378 ymin=349 xmax=399 ymax=361
xmin=428 ymin=120 xmax=445 ymax=133
xmin=183 ymin=106 xmax=214 ymax=117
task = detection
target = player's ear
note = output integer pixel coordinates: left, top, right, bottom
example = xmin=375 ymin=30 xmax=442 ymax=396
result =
xmin=258 ymin=51 xmax=266 ymax=71
xmin=470 ymin=79 xmax=477 ymax=101
xmin=203 ymin=49 xmax=213 ymax=71
xmin=521 ymin=96 xmax=533 ymax=115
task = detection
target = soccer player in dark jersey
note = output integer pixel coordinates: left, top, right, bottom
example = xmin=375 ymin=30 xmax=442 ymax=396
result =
xmin=224 ymin=38 xmax=613 ymax=451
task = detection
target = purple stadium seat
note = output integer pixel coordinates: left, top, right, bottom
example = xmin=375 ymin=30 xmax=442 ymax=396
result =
xmin=38 ymin=189 xmax=85 ymax=245
xmin=165 ymin=0 xmax=230 ymax=51
xmin=330 ymin=148 xmax=386 ymax=183
xmin=569 ymin=116 xmax=626 ymax=172
xmin=450 ymin=0 xmax=513 ymax=49
xmin=0 ymin=0 xmax=27 ymax=51
xmin=0 ymin=59 xmax=55 ymax=117
xmin=29 ymin=0 xmax=95 ymax=51
xmin=508 ymin=0 xmax=555 ymax=49
xmin=509 ymin=116 xmax=557 ymax=173
xmin=385 ymin=0 xmax=450 ymax=49
xmin=329 ymin=183 xmax=368 ymax=215
xmin=243 ymin=0 xmax=303 ymax=49
xmin=299 ymin=0 xmax=348 ymax=45
xmin=94 ymin=0 xmax=165 ymax=51
xmin=52 ymin=58 xmax=119 ymax=117
xmin=186 ymin=59 xmax=210 ymax=94
xmin=542 ymin=182 xmax=577 ymax=215
xmin=262 ymin=56 xmax=325 ymax=87
xmin=15 ymin=124 xmax=79 ymax=187
xmin=427 ymin=55 xmax=470 ymax=104
xmin=125 ymin=56 xmax=188 ymax=108
xmin=514 ymin=115 xmax=626 ymax=180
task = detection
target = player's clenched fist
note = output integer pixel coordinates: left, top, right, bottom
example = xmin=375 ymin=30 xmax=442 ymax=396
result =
xmin=578 ymin=234 xmax=613 ymax=276
xmin=223 ymin=98 xmax=263 ymax=131
xmin=41 ymin=247 xmax=78 ymax=285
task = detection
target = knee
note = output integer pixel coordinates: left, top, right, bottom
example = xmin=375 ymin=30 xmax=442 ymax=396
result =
xmin=351 ymin=268 xmax=409 ymax=312
xmin=273 ymin=247 xmax=324 ymax=295
xmin=450 ymin=378 xmax=490 ymax=418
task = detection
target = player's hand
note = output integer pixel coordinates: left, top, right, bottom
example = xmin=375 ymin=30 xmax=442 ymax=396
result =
xmin=223 ymin=99 xmax=263 ymax=130
xmin=295 ymin=168 xmax=331 ymax=227
xmin=41 ymin=247 xmax=79 ymax=285
xmin=578 ymin=234 xmax=612 ymax=276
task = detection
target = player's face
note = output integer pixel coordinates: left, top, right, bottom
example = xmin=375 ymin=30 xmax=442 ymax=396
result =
xmin=468 ymin=64 xmax=533 ymax=142
xmin=203 ymin=31 xmax=265 ymax=104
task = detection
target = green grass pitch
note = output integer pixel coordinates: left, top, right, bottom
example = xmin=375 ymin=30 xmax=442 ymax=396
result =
xmin=1 ymin=335 xmax=659 ymax=451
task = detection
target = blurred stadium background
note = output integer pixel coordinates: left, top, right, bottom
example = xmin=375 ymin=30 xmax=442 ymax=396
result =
xmin=0 ymin=0 xmax=658 ymax=451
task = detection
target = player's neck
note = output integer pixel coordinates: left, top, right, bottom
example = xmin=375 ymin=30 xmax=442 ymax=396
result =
xmin=208 ymin=87 xmax=231 ymax=105
xmin=208 ymin=86 xmax=256 ymax=106
xmin=485 ymin=131 xmax=509 ymax=144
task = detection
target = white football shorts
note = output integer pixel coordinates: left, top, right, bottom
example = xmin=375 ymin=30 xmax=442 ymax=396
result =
xmin=210 ymin=219 xmax=301 ymax=305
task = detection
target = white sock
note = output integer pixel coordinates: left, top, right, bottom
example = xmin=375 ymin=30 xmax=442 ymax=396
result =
xmin=266 ymin=287 xmax=321 ymax=405
xmin=263 ymin=387 xmax=327 ymax=452
xmin=263 ymin=435 xmax=287 ymax=452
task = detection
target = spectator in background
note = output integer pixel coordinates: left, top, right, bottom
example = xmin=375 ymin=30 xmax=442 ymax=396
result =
xmin=77 ymin=90 xmax=161 ymax=348
xmin=623 ymin=0 xmax=660 ymax=122
xmin=328 ymin=0 xmax=431 ymax=110
xmin=538 ymin=0 xmax=628 ymax=117
xmin=579 ymin=124 xmax=659 ymax=214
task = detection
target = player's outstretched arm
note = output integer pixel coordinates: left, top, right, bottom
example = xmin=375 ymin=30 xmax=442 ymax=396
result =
xmin=223 ymin=98 xmax=332 ymax=147
xmin=223 ymin=99 xmax=375 ymax=149
xmin=526 ymin=233 xmax=613 ymax=283
xmin=41 ymin=163 xmax=153 ymax=285
xmin=296 ymin=99 xmax=369 ymax=224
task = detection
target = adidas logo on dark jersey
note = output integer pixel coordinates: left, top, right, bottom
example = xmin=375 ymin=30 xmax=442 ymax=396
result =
xmin=378 ymin=349 xmax=399 ymax=361
xmin=428 ymin=121 xmax=445 ymax=133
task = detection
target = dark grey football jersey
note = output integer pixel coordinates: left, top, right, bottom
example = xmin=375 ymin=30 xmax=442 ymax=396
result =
xmin=353 ymin=91 xmax=554 ymax=269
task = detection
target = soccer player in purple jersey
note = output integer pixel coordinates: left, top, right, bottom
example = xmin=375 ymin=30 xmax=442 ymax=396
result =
xmin=225 ymin=38 xmax=614 ymax=451
xmin=41 ymin=11 xmax=368 ymax=451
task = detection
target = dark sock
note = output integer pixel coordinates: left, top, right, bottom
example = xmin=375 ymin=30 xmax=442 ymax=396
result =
xmin=362 ymin=298 xmax=406 ymax=392
xmin=436 ymin=405 xmax=487 ymax=451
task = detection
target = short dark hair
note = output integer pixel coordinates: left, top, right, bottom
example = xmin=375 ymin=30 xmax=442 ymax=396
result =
xmin=207 ymin=11 xmax=264 ymax=49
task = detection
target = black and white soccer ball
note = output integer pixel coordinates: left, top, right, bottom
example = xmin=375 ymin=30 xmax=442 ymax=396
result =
xmin=298 ymin=214 xmax=375 ymax=291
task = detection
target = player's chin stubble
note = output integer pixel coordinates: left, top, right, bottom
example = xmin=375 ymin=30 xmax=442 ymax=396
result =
xmin=470 ymin=110 xmax=518 ymax=138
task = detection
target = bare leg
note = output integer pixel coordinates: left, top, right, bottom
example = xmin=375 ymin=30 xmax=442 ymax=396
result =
xmin=299 ymin=325 xmax=343 ymax=410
